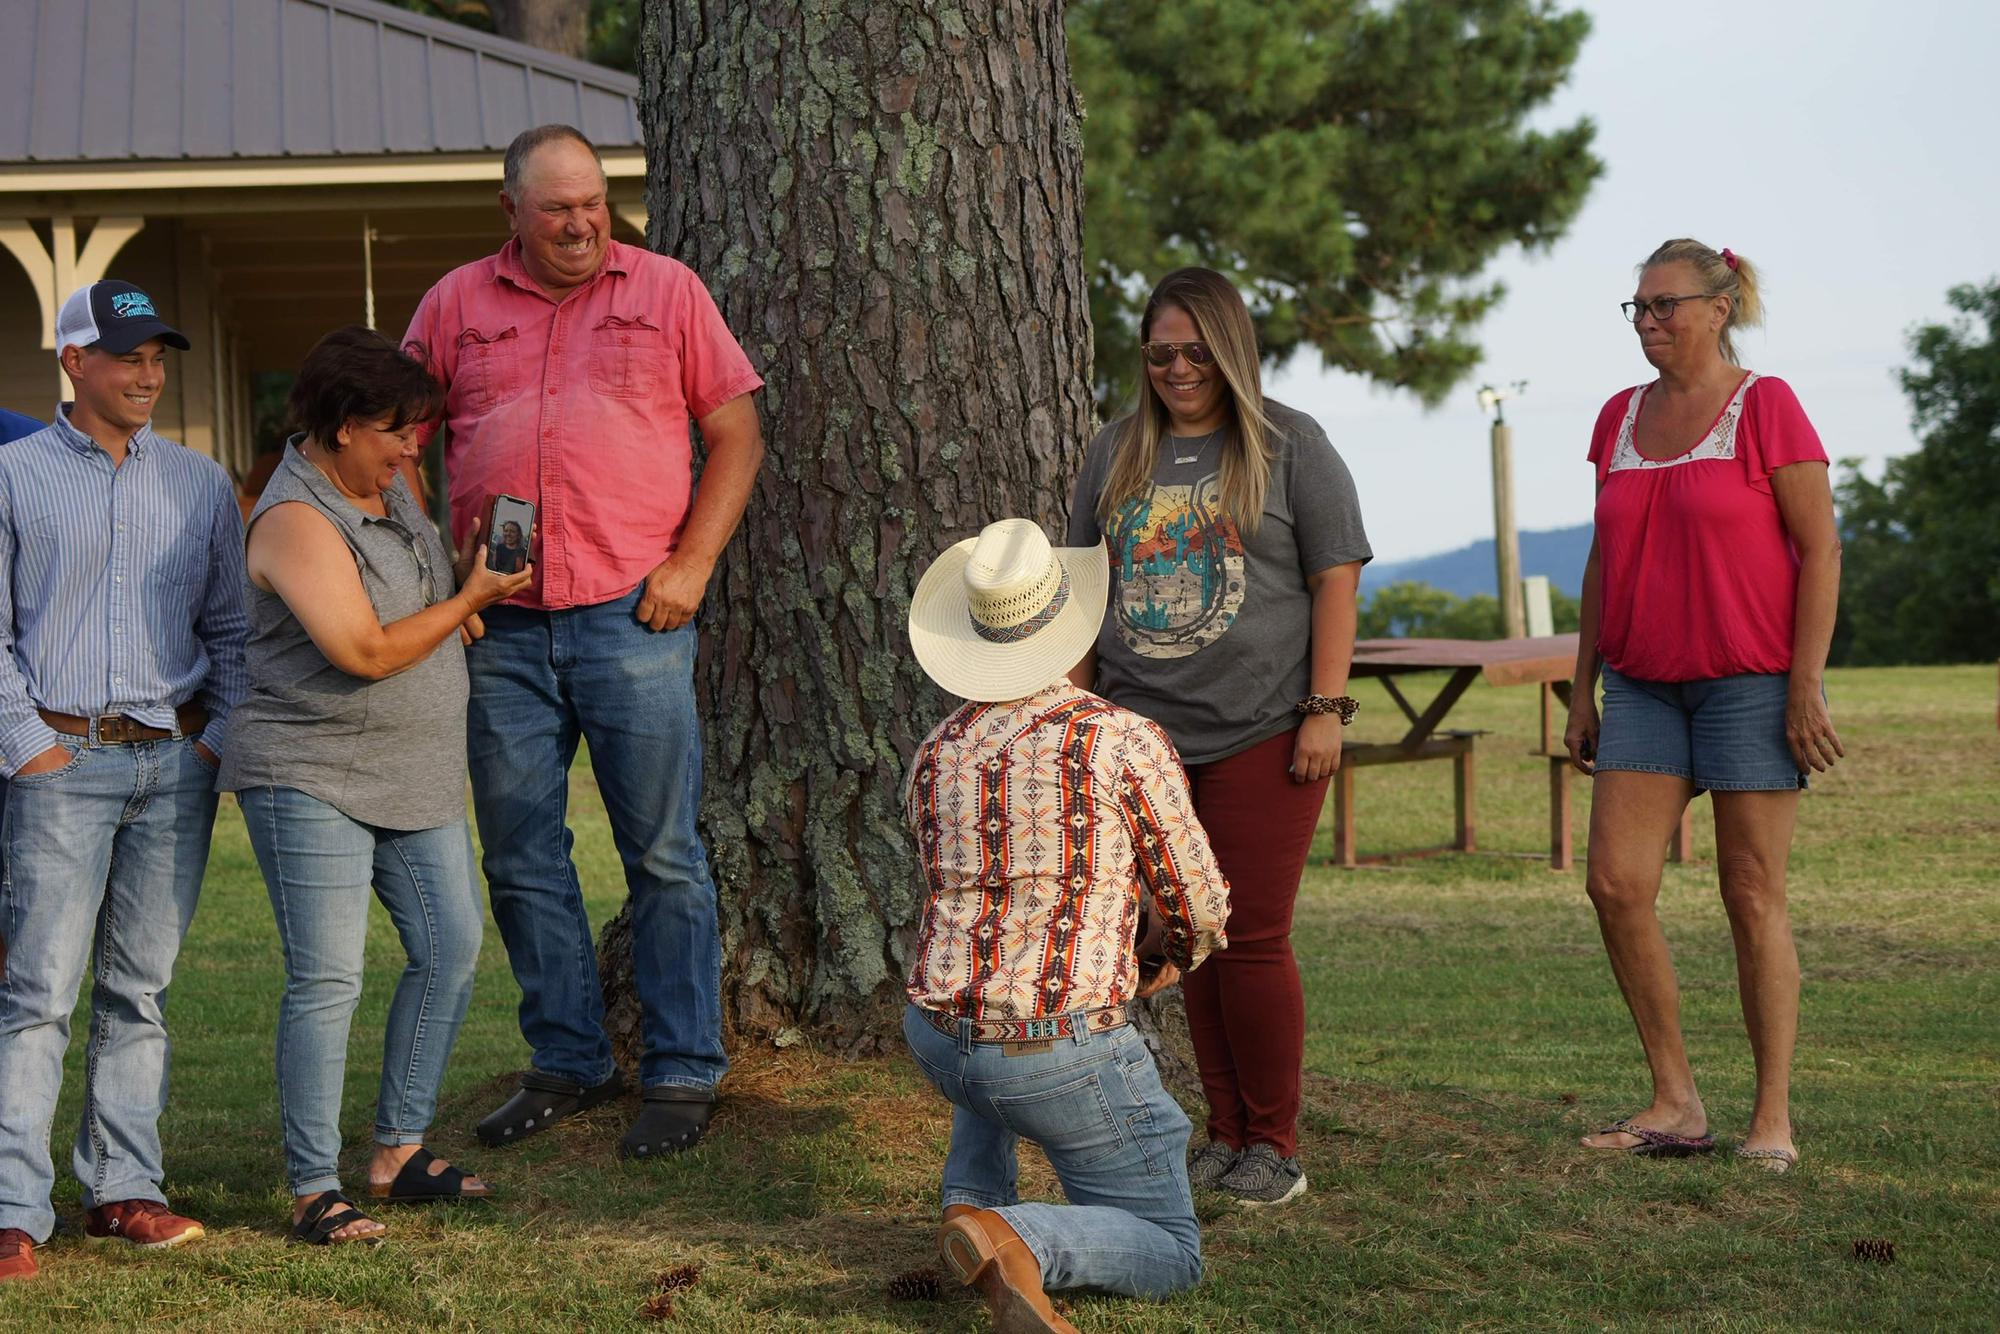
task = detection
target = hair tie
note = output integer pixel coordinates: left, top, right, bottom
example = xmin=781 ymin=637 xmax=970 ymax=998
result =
xmin=1721 ymin=247 xmax=1739 ymax=271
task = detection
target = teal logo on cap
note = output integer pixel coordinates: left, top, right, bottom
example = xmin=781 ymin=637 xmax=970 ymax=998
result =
xmin=110 ymin=292 xmax=156 ymax=319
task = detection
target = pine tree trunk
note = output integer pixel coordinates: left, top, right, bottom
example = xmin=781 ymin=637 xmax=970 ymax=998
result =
xmin=600 ymin=1 xmax=1092 ymax=1057
xmin=487 ymin=0 xmax=590 ymax=61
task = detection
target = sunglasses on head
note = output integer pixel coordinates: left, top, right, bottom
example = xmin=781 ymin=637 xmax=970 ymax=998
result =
xmin=1140 ymin=340 xmax=1215 ymax=367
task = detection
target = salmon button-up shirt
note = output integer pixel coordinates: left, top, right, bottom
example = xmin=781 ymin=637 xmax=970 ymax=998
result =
xmin=404 ymin=237 xmax=764 ymax=611
xmin=904 ymin=682 xmax=1230 ymax=1022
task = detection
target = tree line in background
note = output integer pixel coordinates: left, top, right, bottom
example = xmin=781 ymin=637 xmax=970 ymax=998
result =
xmin=1832 ymin=280 xmax=2000 ymax=667
xmin=1360 ymin=580 xmax=1580 ymax=640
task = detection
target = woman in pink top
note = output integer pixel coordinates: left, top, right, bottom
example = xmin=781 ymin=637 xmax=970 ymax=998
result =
xmin=1564 ymin=239 xmax=1843 ymax=1174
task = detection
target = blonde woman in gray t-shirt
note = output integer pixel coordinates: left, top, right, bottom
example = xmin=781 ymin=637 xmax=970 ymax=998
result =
xmin=1067 ymin=268 xmax=1371 ymax=1207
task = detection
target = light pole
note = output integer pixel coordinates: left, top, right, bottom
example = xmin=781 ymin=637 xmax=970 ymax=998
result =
xmin=1476 ymin=381 xmax=1528 ymax=639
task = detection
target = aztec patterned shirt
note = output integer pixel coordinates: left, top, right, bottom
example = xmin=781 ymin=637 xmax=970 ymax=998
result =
xmin=904 ymin=681 xmax=1231 ymax=1021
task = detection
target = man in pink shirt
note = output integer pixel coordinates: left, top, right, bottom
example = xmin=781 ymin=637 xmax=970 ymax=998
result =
xmin=404 ymin=125 xmax=764 ymax=1159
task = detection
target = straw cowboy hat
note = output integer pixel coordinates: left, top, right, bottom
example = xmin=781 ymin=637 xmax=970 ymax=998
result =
xmin=909 ymin=518 xmax=1109 ymax=702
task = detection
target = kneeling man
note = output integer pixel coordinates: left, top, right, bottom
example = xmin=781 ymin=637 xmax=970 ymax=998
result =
xmin=901 ymin=519 xmax=1231 ymax=1331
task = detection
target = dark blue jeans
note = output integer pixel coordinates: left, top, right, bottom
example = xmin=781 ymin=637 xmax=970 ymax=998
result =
xmin=466 ymin=586 xmax=726 ymax=1092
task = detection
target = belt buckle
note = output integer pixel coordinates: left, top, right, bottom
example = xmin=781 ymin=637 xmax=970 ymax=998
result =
xmin=96 ymin=715 xmax=130 ymax=744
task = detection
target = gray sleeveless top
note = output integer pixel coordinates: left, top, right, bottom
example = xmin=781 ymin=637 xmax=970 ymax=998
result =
xmin=216 ymin=441 xmax=468 ymax=830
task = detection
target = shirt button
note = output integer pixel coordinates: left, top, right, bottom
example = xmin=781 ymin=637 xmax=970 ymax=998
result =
xmin=547 ymin=386 xmax=558 ymax=395
xmin=113 ymin=675 xmax=123 ymax=683
xmin=114 ymin=574 xmax=124 ymax=583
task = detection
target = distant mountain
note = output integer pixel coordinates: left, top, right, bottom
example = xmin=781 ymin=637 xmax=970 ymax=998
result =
xmin=1365 ymin=523 xmax=1593 ymax=600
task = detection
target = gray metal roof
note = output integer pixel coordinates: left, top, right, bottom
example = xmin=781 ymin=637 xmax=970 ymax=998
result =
xmin=0 ymin=0 xmax=642 ymax=164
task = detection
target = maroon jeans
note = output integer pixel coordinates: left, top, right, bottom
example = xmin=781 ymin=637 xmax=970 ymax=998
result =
xmin=1181 ymin=726 xmax=1328 ymax=1159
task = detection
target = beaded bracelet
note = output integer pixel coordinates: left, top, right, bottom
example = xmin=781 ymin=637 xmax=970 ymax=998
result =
xmin=1296 ymin=694 xmax=1359 ymax=724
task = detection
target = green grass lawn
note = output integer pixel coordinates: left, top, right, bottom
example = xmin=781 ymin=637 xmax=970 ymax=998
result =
xmin=3 ymin=664 xmax=1994 ymax=1329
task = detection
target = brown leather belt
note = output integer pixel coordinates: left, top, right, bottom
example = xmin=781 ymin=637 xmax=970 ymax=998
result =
xmin=923 ymin=1004 xmax=1129 ymax=1051
xmin=38 ymin=705 xmax=208 ymax=745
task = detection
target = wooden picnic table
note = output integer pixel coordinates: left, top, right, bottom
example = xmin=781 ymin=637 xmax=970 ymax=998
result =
xmin=1330 ymin=634 xmax=1691 ymax=869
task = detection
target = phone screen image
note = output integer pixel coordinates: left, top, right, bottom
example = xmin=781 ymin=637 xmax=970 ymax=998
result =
xmin=487 ymin=496 xmax=535 ymax=573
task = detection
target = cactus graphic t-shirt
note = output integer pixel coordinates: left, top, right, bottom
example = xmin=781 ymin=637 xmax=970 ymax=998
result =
xmin=1067 ymin=399 xmax=1371 ymax=765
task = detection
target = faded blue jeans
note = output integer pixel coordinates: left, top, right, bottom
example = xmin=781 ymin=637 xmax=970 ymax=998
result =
xmin=903 ymin=1005 xmax=1204 ymax=1299
xmin=240 ymin=786 xmax=482 ymax=1196
xmin=0 ymin=737 xmax=217 ymax=1241
xmin=466 ymin=586 xmax=726 ymax=1093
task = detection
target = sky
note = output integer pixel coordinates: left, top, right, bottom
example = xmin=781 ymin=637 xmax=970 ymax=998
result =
xmin=1266 ymin=0 xmax=2000 ymax=563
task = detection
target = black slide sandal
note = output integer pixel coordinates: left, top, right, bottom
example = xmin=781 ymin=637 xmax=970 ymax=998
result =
xmin=289 ymin=1190 xmax=385 ymax=1246
xmin=369 ymin=1147 xmax=493 ymax=1202
xmin=619 ymin=1087 xmax=717 ymax=1160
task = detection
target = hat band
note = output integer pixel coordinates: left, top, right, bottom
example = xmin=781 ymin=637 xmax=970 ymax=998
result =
xmin=971 ymin=564 xmax=1071 ymax=644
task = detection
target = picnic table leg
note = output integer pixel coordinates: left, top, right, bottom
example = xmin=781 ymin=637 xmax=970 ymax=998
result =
xmin=1548 ymin=756 xmax=1572 ymax=870
xmin=1670 ymin=803 xmax=1694 ymax=863
xmin=1453 ymin=747 xmax=1476 ymax=853
xmin=1332 ymin=762 xmax=1357 ymax=867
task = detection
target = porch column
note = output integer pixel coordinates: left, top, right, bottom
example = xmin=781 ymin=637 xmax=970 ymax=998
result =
xmin=0 ymin=215 xmax=147 ymax=392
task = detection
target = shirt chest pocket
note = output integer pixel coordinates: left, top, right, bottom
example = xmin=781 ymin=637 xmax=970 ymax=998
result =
xmin=143 ymin=512 xmax=210 ymax=588
xmin=586 ymin=316 xmax=671 ymax=400
xmin=456 ymin=325 xmax=522 ymax=415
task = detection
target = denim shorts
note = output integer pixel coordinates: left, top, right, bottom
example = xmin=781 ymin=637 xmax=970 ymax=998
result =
xmin=1595 ymin=665 xmax=1805 ymax=792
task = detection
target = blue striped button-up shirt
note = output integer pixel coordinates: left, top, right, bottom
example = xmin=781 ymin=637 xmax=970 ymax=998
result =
xmin=0 ymin=407 xmax=250 ymax=776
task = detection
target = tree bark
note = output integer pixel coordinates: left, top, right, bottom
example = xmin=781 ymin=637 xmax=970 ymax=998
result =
xmin=601 ymin=1 xmax=1092 ymax=1056
xmin=487 ymin=0 xmax=590 ymax=61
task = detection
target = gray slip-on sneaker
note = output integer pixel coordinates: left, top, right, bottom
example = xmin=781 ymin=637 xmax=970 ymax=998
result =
xmin=1188 ymin=1140 xmax=1242 ymax=1191
xmin=1219 ymin=1143 xmax=1308 ymax=1207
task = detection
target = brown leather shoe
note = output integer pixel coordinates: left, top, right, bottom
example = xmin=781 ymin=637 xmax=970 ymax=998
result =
xmin=936 ymin=1208 xmax=1078 ymax=1334
xmin=84 ymin=1199 xmax=205 ymax=1249
xmin=0 ymin=1228 xmax=36 ymax=1282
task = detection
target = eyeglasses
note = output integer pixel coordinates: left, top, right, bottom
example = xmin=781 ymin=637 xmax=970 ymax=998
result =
xmin=1620 ymin=293 xmax=1719 ymax=324
xmin=1140 ymin=340 xmax=1215 ymax=367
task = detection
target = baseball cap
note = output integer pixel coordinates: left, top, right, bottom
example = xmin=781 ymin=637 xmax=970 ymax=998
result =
xmin=55 ymin=280 xmax=190 ymax=355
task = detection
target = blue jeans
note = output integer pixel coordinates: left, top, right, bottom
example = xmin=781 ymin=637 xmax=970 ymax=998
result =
xmin=240 ymin=787 xmax=482 ymax=1197
xmin=466 ymin=586 xmax=725 ymax=1092
xmin=902 ymin=1005 xmax=1203 ymax=1299
xmin=0 ymin=737 xmax=217 ymax=1241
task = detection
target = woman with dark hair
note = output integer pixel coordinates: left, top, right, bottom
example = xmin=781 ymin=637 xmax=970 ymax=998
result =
xmin=1567 ymin=240 xmax=1841 ymax=1173
xmin=1067 ymin=268 xmax=1371 ymax=1206
xmin=216 ymin=326 xmax=533 ymax=1245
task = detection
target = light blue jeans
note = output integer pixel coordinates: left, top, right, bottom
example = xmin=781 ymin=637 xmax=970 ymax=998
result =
xmin=240 ymin=786 xmax=481 ymax=1197
xmin=903 ymin=1004 xmax=1204 ymax=1298
xmin=466 ymin=587 xmax=725 ymax=1093
xmin=0 ymin=737 xmax=217 ymax=1241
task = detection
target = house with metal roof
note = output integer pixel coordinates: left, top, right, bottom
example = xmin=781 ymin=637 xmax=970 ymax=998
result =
xmin=0 ymin=0 xmax=647 ymax=475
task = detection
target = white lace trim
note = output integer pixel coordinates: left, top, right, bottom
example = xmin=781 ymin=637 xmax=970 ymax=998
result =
xmin=1609 ymin=372 xmax=1759 ymax=472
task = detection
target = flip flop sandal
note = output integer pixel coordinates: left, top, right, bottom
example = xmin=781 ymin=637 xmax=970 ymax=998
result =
xmin=475 ymin=1068 xmax=627 ymax=1147
xmin=618 ymin=1086 xmax=717 ymax=1160
xmin=1584 ymin=1117 xmax=1716 ymax=1157
xmin=369 ymin=1147 xmax=494 ymax=1203
xmin=1734 ymin=1146 xmax=1799 ymax=1173
xmin=289 ymin=1190 xmax=385 ymax=1246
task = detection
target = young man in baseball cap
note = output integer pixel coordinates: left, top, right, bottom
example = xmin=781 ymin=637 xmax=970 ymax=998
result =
xmin=0 ymin=281 xmax=247 ymax=1282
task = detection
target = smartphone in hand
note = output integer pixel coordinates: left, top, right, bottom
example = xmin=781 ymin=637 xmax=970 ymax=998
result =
xmin=486 ymin=494 xmax=535 ymax=573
